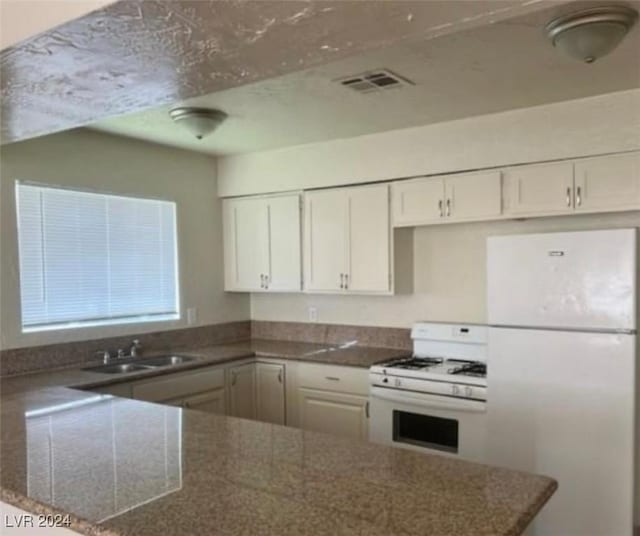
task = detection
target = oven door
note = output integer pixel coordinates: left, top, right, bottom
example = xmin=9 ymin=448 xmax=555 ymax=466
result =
xmin=369 ymin=386 xmax=487 ymax=462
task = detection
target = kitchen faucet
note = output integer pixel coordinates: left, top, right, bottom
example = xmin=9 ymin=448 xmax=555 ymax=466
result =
xmin=95 ymin=339 xmax=142 ymax=364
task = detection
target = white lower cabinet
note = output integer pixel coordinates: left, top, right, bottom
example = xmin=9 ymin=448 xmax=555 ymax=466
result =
xmin=228 ymin=362 xmax=257 ymax=420
xmin=256 ymin=362 xmax=286 ymax=425
xmin=295 ymin=362 xmax=370 ymax=440
xmin=297 ymin=388 xmax=369 ymax=440
xmin=92 ymin=360 xmax=370 ymax=436
xmin=183 ymin=389 xmax=226 ymax=414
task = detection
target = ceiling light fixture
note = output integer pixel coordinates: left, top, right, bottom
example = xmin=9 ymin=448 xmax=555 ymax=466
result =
xmin=169 ymin=107 xmax=227 ymax=140
xmin=545 ymin=5 xmax=637 ymax=63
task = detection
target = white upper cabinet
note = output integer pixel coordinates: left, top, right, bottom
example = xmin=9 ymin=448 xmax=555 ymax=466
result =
xmin=223 ymin=194 xmax=301 ymax=292
xmin=347 ymin=184 xmax=390 ymax=292
xmin=392 ymin=177 xmax=445 ymax=226
xmin=503 ymin=161 xmax=574 ymax=217
xmin=574 ymin=152 xmax=640 ymax=213
xmin=265 ymin=195 xmax=302 ymax=291
xmin=304 ymin=184 xmax=391 ymax=294
xmin=303 ymin=188 xmax=347 ymax=292
xmin=392 ymin=171 xmax=502 ymax=226
xmin=445 ymin=171 xmax=502 ymax=222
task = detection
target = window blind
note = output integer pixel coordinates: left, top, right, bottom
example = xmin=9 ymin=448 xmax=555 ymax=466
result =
xmin=16 ymin=183 xmax=179 ymax=331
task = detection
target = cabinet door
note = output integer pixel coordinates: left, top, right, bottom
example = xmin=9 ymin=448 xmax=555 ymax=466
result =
xmin=223 ymin=198 xmax=269 ymax=291
xmin=303 ymin=189 xmax=347 ymax=292
xmin=391 ymin=178 xmax=445 ymax=226
xmin=445 ymin=171 xmax=502 ymax=222
xmin=503 ymin=161 xmax=574 ymax=217
xmin=228 ymin=363 xmax=256 ymax=420
xmin=574 ymin=152 xmax=640 ymax=213
xmin=266 ymin=195 xmax=301 ymax=291
xmin=256 ymin=363 xmax=285 ymax=425
xmin=346 ymin=184 xmax=391 ymax=293
xmin=183 ymin=389 xmax=226 ymax=415
xmin=297 ymin=388 xmax=368 ymax=440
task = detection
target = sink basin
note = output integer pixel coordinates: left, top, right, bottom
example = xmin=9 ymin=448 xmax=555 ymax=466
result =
xmin=85 ymin=363 xmax=153 ymax=374
xmin=83 ymin=354 xmax=196 ymax=374
xmin=139 ymin=355 xmax=196 ymax=367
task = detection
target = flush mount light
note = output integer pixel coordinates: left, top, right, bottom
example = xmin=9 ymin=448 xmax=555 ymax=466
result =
xmin=545 ymin=5 xmax=638 ymax=63
xmin=169 ymin=107 xmax=227 ymax=140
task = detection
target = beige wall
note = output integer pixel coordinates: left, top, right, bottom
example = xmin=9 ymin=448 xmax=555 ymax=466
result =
xmin=0 ymin=129 xmax=249 ymax=350
xmin=251 ymin=211 xmax=640 ymax=328
xmin=217 ymin=89 xmax=640 ymax=197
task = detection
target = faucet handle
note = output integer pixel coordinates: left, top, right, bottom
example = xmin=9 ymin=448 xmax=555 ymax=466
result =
xmin=130 ymin=339 xmax=142 ymax=357
xmin=95 ymin=350 xmax=111 ymax=364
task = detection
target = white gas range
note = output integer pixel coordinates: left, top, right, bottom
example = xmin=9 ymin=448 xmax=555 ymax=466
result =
xmin=368 ymin=322 xmax=488 ymax=462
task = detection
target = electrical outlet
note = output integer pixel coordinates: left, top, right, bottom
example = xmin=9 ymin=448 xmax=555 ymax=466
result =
xmin=187 ymin=307 xmax=197 ymax=325
xmin=308 ymin=306 xmax=318 ymax=322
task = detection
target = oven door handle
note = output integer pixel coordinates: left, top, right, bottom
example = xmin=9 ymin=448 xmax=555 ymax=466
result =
xmin=370 ymin=386 xmax=486 ymax=413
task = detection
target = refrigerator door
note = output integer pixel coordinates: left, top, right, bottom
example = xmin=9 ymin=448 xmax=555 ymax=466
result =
xmin=486 ymin=327 xmax=635 ymax=536
xmin=487 ymin=228 xmax=637 ymax=331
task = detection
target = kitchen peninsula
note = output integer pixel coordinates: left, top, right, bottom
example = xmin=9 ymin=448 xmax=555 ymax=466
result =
xmin=1 ymin=341 xmax=556 ymax=536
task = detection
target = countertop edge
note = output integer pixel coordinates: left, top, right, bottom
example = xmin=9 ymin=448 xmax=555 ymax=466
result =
xmin=1 ymin=488 xmax=117 ymax=536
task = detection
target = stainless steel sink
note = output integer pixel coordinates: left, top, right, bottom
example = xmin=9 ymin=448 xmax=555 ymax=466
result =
xmin=83 ymin=354 xmax=196 ymax=374
xmin=139 ymin=355 xmax=196 ymax=367
xmin=85 ymin=363 xmax=154 ymax=374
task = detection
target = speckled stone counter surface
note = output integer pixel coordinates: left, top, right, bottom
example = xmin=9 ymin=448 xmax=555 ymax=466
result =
xmin=1 ymin=387 xmax=556 ymax=536
xmin=1 ymin=339 xmax=411 ymax=395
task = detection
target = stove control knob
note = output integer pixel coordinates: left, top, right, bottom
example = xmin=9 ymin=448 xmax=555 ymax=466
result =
xmin=382 ymin=377 xmax=389 ymax=384
xmin=465 ymin=386 xmax=473 ymax=397
xmin=452 ymin=385 xmax=460 ymax=396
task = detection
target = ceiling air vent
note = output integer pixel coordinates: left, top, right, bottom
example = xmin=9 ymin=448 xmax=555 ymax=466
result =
xmin=337 ymin=69 xmax=414 ymax=94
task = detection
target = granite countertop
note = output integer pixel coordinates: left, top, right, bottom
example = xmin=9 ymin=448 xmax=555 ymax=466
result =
xmin=0 ymin=339 xmax=556 ymax=535
xmin=1 ymin=387 xmax=557 ymax=536
xmin=1 ymin=339 xmax=411 ymax=396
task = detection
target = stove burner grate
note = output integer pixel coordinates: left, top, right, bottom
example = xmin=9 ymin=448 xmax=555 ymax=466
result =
xmin=448 ymin=362 xmax=487 ymax=377
xmin=385 ymin=356 xmax=444 ymax=370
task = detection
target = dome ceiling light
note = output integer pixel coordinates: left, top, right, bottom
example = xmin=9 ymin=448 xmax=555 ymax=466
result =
xmin=545 ymin=5 xmax=638 ymax=63
xmin=169 ymin=107 xmax=228 ymax=140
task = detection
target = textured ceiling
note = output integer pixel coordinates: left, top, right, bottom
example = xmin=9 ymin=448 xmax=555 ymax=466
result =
xmin=1 ymin=0 xmax=561 ymax=144
xmin=92 ymin=0 xmax=640 ymax=155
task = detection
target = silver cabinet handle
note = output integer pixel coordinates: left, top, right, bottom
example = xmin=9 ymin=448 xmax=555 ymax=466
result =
xmin=365 ymin=401 xmax=370 ymax=419
xmin=325 ymin=376 xmax=340 ymax=381
xmin=344 ymin=273 xmax=349 ymax=290
xmin=446 ymin=198 xmax=451 ymax=217
xmin=438 ymin=199 xmax=443 ymax=217
xmin=231 ymin=371 xmax=237 ymax=386
xmin=277 ymin=369 xmax=282 ymax=383
xmin=576 ymin=186 xmax=582 ymax=207
xmin=264 ymin=274 xmax=269 ymax=290
xmin=566 ymin=187 xmax=572 ymax=207
xmin=259 ymin=274 xmax=264 ymax=289
xmin=339 ymin=273 xmax=344 ymax=289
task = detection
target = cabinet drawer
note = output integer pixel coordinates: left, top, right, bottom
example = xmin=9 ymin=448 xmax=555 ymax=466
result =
xmin=132 ymin=366 xmax=224 ymax=403
xmin=297 ymin=363 xmax=368 ymax=396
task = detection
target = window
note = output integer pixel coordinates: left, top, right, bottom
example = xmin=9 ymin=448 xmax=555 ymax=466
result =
xmin=16 ymin=182 xmax=179 ymax=332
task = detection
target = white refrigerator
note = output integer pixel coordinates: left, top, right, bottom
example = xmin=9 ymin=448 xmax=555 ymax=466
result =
xmin=486 ymin=228 xmax=637 ymax=536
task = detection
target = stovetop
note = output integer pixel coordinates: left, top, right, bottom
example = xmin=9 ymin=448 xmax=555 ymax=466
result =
xmin=370 ymin=355 xmax=487 ymax=386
